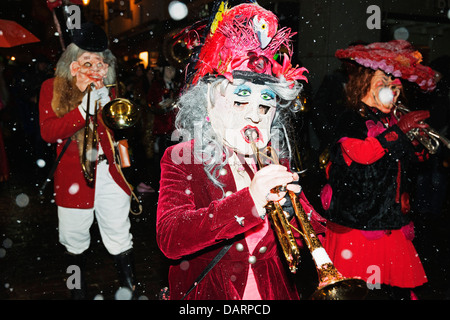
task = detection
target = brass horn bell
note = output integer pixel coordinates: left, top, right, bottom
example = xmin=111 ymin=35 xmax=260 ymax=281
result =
xmin=102 ymin=98 xmax=140 ymax=130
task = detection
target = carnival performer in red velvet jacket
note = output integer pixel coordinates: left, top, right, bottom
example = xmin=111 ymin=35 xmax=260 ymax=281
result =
xmin=39 ymin=22 xmax=137 ymax=299
xmin=320 ymin=40 xmax=437 ymax=299
xmin=156 ymin=2 xmax=322 ymax=300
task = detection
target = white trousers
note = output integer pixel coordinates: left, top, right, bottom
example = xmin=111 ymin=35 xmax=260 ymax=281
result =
xmin=58 ymin=161 xmax=132 ymax=255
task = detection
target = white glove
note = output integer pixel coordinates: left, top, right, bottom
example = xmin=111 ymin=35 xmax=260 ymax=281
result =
xmin=80 ymin=87 xmax=110 ymax=115
xmin=96 ymin=86 xmax=110 ymax=108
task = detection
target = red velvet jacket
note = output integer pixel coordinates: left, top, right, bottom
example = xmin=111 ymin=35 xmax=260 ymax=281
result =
xmin=39 ymin=78 xmax=131 ymax=208
xmin=156 ymin=140 xmax=318 ymax=300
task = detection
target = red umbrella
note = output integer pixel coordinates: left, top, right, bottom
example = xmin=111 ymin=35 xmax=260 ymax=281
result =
xmin=0 ymin=19 xmax=40 ymax=48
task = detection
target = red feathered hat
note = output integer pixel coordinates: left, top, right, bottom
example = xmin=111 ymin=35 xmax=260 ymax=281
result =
xmin=186 ymin=1 xmax=307 ymax=87
xmin=336 ymin=40 xmax=437 ymax=92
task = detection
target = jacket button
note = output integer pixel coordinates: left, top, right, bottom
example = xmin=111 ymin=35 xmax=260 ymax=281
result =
xmin=248 ymin=256 xmax=257 ymax=264
xmin=259 ymin=246 xmax=267 ymax=254
xmin=235 ymin=243 xmax=244 ymax=252
xmin=225 ymin=191 xmax=233 ymax=197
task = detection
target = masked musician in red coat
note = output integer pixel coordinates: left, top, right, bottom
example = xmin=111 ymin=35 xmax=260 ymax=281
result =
xmin=39 ymin=22 xmax=138 ymax=299
xmin=156 ymin=2 xmax=323 ymax=300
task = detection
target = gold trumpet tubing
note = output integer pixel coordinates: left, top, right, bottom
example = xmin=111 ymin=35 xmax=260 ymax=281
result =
xmin=247 ymin=128 xmax=326 ymax=271
xmin=245 ymin=130 xmax=302 ymax=272
xmin=288 ymin=191 xmax=348 ymax=286
xmin=288 ymin=191 xmax=324 ymax=253
xmin=266 ymin=201 xmax=301 ymax=272
xmin=249 ymin=140 xmax=262 ymax=168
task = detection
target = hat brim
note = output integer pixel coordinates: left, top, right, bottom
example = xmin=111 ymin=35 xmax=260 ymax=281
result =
xmin=336 ymin=40 xmax=437 ymax=91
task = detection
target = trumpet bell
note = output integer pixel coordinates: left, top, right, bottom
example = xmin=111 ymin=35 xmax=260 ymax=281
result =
xmin=163 ymin=29 xmax=192 ymax=69
xmin=311 ymin=277 xmax=368 ymax=300
xmin=102 ymin=98 xmax=140 ymax=130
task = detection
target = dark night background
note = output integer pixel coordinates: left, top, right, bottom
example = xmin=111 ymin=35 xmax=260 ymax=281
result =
xmin=1 ymin=0 xmax=449 ymax=303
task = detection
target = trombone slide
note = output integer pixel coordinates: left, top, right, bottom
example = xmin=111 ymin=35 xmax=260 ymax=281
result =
xmin=81 ymin=84 xmax=99 ymax=183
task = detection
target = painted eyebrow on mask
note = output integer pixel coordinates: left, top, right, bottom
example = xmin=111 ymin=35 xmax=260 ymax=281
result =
xmin=234 ymin=84 xmax=251 ymax=96
xmin=261 ymin=89 xmax=276 ymax=100
xmin=233 ymin=85 xmax=276 ymax=100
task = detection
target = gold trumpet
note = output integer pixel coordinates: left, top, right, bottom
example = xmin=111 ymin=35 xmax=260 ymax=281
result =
xmin=245 ymin=129 xmax=368 ymax=300
xmin=393 ymin=103 xmax=450 ymax=154
xmin=81 ymin=83 xmax=140 ymax=184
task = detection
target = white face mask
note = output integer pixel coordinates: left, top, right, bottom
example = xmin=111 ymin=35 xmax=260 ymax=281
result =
xmin=207 ymin=81 xmax=277 ymax=155
xmin=70 ymin=52 xmax=109 ymax=91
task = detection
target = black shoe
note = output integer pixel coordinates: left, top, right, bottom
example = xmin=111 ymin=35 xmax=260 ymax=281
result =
xmin=66 ymin=251 xmax=87 ymax=300
xmin=113 ymin=249 xmax=138 ymax=299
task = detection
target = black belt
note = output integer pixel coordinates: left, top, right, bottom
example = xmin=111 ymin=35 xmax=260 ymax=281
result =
xmin=98 ymin=154 xmax=108 ymax=164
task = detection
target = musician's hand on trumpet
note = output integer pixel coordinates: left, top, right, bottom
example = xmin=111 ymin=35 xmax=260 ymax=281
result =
xmin=249 ymin=165 xmax=301 ymax=209
xmin=80 ymin=85 xmax=110 ymax=116
xmin=96 ymin=86 xmax=110 ymax=106
xmin=397 ymin=109 xmax=430 ymax=134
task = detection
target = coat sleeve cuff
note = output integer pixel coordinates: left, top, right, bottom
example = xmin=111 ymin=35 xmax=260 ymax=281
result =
xmin=78 ymin=104 xmax=87 ymax=119
xmin=377 ymin=125 xmax=414 ymax=158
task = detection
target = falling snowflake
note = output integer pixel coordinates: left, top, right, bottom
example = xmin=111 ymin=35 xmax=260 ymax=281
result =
xmin=15 ymin=193 xmax=29 ymax=207
xmin=341 ymin=249 xmax=353 ymax=260
xmin=36 ymin=159 xmax=46 ymax=168
xmin=115 ymin=287 xmax=132 ymax=300
xmin=68 ymin=183 xmax=80 ymax=195
xmin=180 ymin=260 xmax=190 ymax=271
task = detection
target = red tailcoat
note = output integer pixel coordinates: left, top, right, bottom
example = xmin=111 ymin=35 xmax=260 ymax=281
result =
xmin=157 ymin=140 xmax=318 ymax=300
xmin=39 ymin=78 xmax=131 ymax=208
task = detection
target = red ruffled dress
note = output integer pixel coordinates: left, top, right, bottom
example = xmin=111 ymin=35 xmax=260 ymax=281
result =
xmin=323 ymin=222 xmax=427 ymax=288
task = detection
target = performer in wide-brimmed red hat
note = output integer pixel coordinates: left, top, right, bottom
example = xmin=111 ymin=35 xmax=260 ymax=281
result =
xmin=320 ymin=40 xmax=438 ymax=299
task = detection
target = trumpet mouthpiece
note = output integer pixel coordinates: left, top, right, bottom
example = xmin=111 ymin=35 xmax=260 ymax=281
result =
xmin=244 ymin=128 xmax=259 ymax=142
